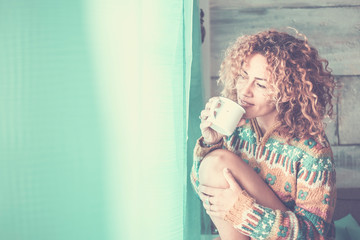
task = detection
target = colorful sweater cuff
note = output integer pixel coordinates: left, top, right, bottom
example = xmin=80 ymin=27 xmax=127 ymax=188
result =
xmin=224 ymin=190 xmax=256 ymax=227
xmin=194 ymin=137 xmax=224 ymax=159
xmin=224 ymin=190 xmax=280 ymax=238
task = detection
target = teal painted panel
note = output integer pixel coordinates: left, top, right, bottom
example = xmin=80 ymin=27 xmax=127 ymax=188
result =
xmin=0 ymin=1 xmax=107 ymax=239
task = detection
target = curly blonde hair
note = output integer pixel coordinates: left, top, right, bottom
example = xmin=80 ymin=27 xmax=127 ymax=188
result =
xmin=218 ymin=30 xmax=336 ymax=141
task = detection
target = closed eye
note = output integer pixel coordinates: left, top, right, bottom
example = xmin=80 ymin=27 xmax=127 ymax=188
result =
xmin=256 ymin=83 xmax=266 ymax=88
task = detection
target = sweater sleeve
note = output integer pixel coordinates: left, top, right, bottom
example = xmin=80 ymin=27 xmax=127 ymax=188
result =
xmin=190 ymin=137 xmax=224 ymax=197
xmin=224 ymin=149 xmax=337 ymax=239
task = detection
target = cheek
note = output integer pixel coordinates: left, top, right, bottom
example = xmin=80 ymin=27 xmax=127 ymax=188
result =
xmin=263 ymin=94 xmax=276 ymax=106
xmin=257 ymin=100 xmax=276 ymax=114
xmin=256 ymin=94 xmax=274 ymax=107
xmin=265 ymin=103 xmax=277 ymax=112
xmin=266 ymin=101 xmax=276 ymax=108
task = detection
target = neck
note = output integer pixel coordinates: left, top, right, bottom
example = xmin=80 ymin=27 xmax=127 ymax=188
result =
xmin=256 ymin=112 xmax=278 ymax=135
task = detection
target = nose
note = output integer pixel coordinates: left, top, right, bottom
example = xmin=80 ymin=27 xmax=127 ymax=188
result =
xmin=238 ymin=79 xmax=253 ymax=98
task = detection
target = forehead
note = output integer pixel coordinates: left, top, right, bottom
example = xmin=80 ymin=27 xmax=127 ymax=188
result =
xmin=243 ymin=54 xmax=269 ymax=77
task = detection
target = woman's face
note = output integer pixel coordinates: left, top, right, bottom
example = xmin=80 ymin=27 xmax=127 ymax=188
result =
xmin=236 ymin=53 xmax=278 ymax=125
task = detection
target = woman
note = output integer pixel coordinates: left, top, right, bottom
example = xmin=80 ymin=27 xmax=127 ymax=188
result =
xmin=191 ymin=30 xmax=337 ymax=240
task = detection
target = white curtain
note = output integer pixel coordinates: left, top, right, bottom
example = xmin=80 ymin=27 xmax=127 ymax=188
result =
xmin=85 ymin=0 xmax=190 ymax=239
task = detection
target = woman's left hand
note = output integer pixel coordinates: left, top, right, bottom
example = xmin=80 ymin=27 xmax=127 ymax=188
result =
xmin=199 ymin=168 xmax=243 ymax=219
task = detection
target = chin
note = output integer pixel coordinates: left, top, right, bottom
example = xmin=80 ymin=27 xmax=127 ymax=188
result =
xmin=243 ymin=114 xmax=254 ymax=119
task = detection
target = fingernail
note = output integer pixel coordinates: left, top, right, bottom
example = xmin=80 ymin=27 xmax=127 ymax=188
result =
xmin=224 ymin=168 xmax=229 ymax=173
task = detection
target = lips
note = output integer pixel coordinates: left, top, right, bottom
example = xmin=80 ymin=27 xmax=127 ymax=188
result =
xmin=239 ymin=98 xmax=253 ymax=107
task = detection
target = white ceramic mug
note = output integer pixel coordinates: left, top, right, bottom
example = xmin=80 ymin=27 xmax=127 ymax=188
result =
xmin=208 ymin=97 xmax=246 ymax=136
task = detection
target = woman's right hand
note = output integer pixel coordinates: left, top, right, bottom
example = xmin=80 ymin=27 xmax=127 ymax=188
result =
xmin=199 ymin=97 xmax=224 ymax=145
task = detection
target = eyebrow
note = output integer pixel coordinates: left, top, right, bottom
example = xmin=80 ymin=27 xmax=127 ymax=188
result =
xmin=243 ymin=70 xmax=267 ymax=81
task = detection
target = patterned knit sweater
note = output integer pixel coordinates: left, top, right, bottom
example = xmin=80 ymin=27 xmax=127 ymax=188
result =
xmin=191 ymin=120 xmax=336 ymax=240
